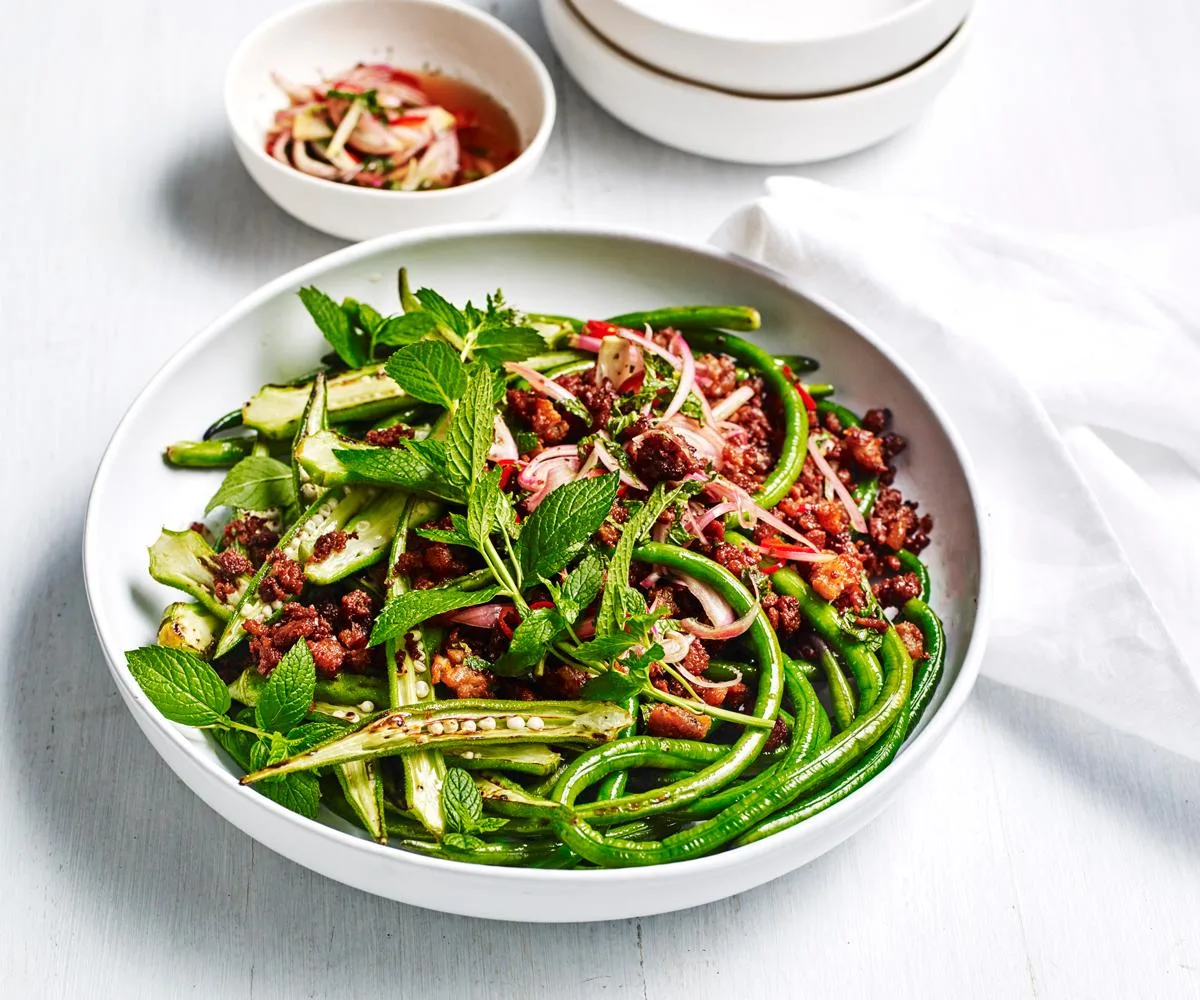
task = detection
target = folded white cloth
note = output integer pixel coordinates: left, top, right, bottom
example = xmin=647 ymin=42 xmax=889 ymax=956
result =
xmin=712 ymin=178 xmax=1200 ymax=759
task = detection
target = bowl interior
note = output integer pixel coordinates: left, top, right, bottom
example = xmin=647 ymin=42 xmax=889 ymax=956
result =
xmin=86 ymin=228 xmax=984 ymax=891
xmin=226 ymin=0 xmax=549 ymax=157
xmin=619 ymin=0 xmax=916 ymax=40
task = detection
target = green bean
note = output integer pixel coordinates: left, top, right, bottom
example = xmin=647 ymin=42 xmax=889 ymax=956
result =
xmin=816 ymin=399 xmax=861 ymax=429
xmin=164 ymin=438 xmax=254 ymax=468
xmin=804 ymin=383 xmax=836 ymax=399
xmin=521 ymin=350 xmax=591 ymax=372
xmin=607 ymin=306 xmax=761 ymax=332
xmin=559 ymin=542 xmax=785 ymax=824
xmin=525 ymin=312 xmax=582 ymax=333
xmin=810 ymin=639 xmax=857 ymax=732
xmin=594 ymin=694 xmax=638 ymax=802
xmin=684 ymin=331 xmax=809 ymax=508
xmin=203 ymin=408 xmax=245 ymax=439
xmin=540 ymin=358 xmax=595 ymax=381
xmin=897 ymin=549 xmax=931 ymax=602
xmin=737 ymin=607 xmax=941 ymax=845
xmin=774 ymin=355 xmax=820 ymax=375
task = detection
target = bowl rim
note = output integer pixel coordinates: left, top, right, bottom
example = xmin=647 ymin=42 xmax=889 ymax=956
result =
xmin=584 ymin=0 xmax=964 ymax=47
xmin=84 ymin=222 xmax=990 ymax=886
xmin=559 ymin=0 xmax=973 ymax=103
xmin=223 ymin=0 xmax=557 ymax=201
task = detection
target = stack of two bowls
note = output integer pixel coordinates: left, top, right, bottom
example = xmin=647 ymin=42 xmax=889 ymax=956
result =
xmin=543 ymin=0 xmax=974 ymax=163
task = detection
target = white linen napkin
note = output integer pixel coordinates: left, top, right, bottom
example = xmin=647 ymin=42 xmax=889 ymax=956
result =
xmin=712 ymin=177 xmax=1200 ymax=759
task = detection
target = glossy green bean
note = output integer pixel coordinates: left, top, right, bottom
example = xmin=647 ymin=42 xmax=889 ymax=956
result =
xmin=607 ymin=306 xmax=761 ymax=332
xmin=811 ymin=639 xmax=857 ymax=732
xmin=897 ymin=549 xmax=931 ymax=603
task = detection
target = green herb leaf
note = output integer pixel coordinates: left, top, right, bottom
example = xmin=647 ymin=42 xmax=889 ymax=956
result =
xmin=472 ymin=326 xmax=547 ymax=366
xmin=205 ymin=455 xmax=297 ymax=514
xmin=446 ymin=368 xmax=498 ymax=486
xmin=476 ymin=816 xmax=509 ymax=832
xmin=494 ymin=607 xmax=566 ymax=676
xmin=257 ymin=771 xmax=322 ymax=818
xmin=384 ymin=339 xmax=467 ymax=408
xmin=578 ymin=670 xmax=640 ymax=701
xmin=255 ymin=640 xmax=317 ymax=734
xmin=333 ymin=445 xmax=460 ymax=500
xmin=556 ymin=552 xmax=603 ymax=623
xmin=416 ymin=287 xmax=469 ymax=339
xmin=298 ymin=286 xmax=369 ymax=368
xmin=571 ymin=633 xmax=640 ymax=666
xmin=213 ymin=726 xmax=256 ymax=771
xmin=369 ymin=585 xmax=503 ymax=646
xmin=441 ymin=767 xmax=484 ymax=834
xmin=517 ymin=473 xmax=619 ymax=581
xmin=442 ymin=832 xmax=486 ymax=850
xmin=125 ymin=646 xmax=231 ymax=726
xmin=374 ymin=312 xmax=438 ymax=348
xmin=466 ymin=467 xmax=503 ymax=551
xmin=286 ymin=720 xmax=349 ymax=753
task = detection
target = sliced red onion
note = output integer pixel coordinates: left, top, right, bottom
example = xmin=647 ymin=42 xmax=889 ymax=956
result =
xmin=613 ymin=327 xmax=680 ymax=369
xmin=594 ymin=440 xmax=648 ymax=490
xmin=272 ymin=71 xmax=318 ymax=105
xmin=576 ymin=617 xmax=596 ymax=640
xmin=807 ymin=437 xmax=868 ymax=533
xmin=661 ymin=333 xmax=695 ymax=420
xmin=489 ymin=416 xmax=518 ymax=463
xmin=676 ymin=660 xmax=742 ymax=690
xmin=717 ymin=420 xmax=749 ymax=442
xmin=673 ymin=571 xmax=735 ymax=628
xmin=269 ymin=132 xmax=290 ymax=164
xmin=397 ymin=128 xmax=459 ymax=191
xmin=692 ymin=501 xmax=737 ymax=536
xmin=504 ymin=362 xmax=584 ymax=407
xmin=680 ymin=601 xmax=758 ymax=641
xmin=569 ymin=333 xmax=603 ymax=352
xmin=659 ymin=630 xmax=694 ymax=664
xmin=597 ymin=336 xmax=643 ymax=388
xmin=517 ymin=444 xmax=578 ymax=490
xmin=575 ymin=446 xmax=603 ymax=479
xmin=710 ymin=384 xmax=755 ymax=422
xmin=346 ymin=111 xmax=407 ymax=155
xmin=524 ymin=461 xmax=578 ymax=511
xmin=754 ymin=541 xmax=838 ymax=564
xmin=325 ymin=100 xmax=363 ymax=159
xmin=651 ymin=520 xmax=670 ymax=543
xmin=706 ymin=479 xmax=819 ymax=550
xmin=444 ymin=603 xmax=508 ymax=627
xmin=291 ymin=141 xmax=339 ymax=179
xmin=660 ymin=420 xmax=721 ymax=465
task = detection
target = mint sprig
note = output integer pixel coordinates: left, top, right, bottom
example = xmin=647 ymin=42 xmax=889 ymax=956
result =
xmin=384 ymin=339 xmax=467 ymax=408
xmin=255 ymin=640 xmax=317 ymax=734
xmin=299 ymin=286 xmax=370 ymax=368
xmin=516 ymin=473 xmax=619 ymax=581
xmin=204 ymin=455 xmax=297 ymax=515
xmin=125 ymin=646 xmax=231 ymax=726
xmin=369 ymin=584 xmax=504 ymax=646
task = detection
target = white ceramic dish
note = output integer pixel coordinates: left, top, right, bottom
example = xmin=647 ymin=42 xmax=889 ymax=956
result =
xmin=225 ymin=0 xmax=555 ymax=242
xmin=84 ymin=226 xmax=988 ymax=921
xmin=543 ymin=0 xmax=971 ymax=165
xmin=572 ymin=0 xmax=972 ymax=96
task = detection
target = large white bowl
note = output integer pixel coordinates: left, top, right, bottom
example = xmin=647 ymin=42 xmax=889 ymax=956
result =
xmin=543 ymin=0 xmax=971 ymax=165
xmin=84 ymin=226 xmax=988 ymax=922
xmin=572 ymin=0 xmax=972 ymax=96
xmin=225 ymin=0 xmax=555 ymax=242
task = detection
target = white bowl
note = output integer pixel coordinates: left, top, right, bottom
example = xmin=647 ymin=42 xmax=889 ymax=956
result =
xmin=225 ymin=0 xmax=555 ymax=242
xmin=84 ymin=225 xmax=988 ymax=921
xmin=572 ymin=0 xmax=972 ymax=96
xmin=543 ymin=0 xmax=971 ymax=165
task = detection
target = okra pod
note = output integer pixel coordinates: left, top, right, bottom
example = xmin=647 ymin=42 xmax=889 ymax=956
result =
xmin=164 ymin=438 xmax=254 ymax=468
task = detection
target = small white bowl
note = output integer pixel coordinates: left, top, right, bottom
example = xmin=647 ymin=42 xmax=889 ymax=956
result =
xmin=85 ymin=225 xmax=987 ymax=921
xmin=542 ymin=0 xmax=971 ymax=165
xmin=572 ymin=0 xmax=972 ymax=96
xmin=225 ymin=0 xmax=555 ymax=242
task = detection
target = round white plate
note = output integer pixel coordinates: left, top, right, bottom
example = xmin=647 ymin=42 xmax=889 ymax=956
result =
xmin=85 ymin=226 xmax=988 ymax=921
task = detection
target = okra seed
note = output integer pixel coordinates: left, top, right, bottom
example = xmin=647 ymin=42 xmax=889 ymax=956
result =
xmin=527 ymin=716 xmax=545 ymax=731
xmin=443 ymin=720 xmax=459 ymax=733
xmin=506 ymin=716 xmax=526 ymax=730
xmin=461 ymin=720 xmax=477 ymax=733
xmin=358 ymin=701 xmax=374 ymax=713
xmin=332 ymin=709 xmax=347 ymax=720
xmin=479 ymin=717 xmax=497 ymax=731
xmin=461 ymin=750 xmax=475 ymax=759
xmin=415 ymin=680 xmax=430 ymax=698
xmin=428 ymin=721 xmax=445 ymax=736
xmin=344 ymin=711 xmax=359 ymax=723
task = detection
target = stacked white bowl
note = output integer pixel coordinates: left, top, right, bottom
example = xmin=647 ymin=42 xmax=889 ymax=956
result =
xmin=541 ymin=0 xmax=974 ymax=164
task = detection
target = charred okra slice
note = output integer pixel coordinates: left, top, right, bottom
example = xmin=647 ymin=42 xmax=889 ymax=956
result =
xmin=240 ymin=700 xmax=634 ymax=784
xmin=446 ymin=744 xmax=563 ymax=778
xmin=157 ymin=602 xmax=222 ymax=659
xmin=164 ymin=438 xmax=255 ymax=468
xmin=243 ymin=364 xmax=411 ymax=439
xmin=304 ymin=488 xmax=410 ymax=586
xmin=148 ymin=527 xmax=251 ymax=620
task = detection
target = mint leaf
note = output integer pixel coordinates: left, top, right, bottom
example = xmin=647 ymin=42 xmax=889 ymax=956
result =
xmin=205 ymin=455 xmax=297 ymax=515
xmin=383 ymin=340 xmax=467 ymax=408
xmin=299 ymin=286 xmax=368 ymax=368
xmin=578 ymin=671 xmax=640 ymax=702
xmin=442 ymin=832 xmax=485 ymax=850
xmin=571 ymin=633 xmax=640 ymax=666
xmin=374 ymin=311 xmax=437 ymax=348
xmin=476 ymin=816 xmax=509 ymax=833
xmin=446 ymin=368 xmax=498 ymax=486
xmin=125 ymin=646 xmax=231 ymax=726
xmin=286 ymin=720 xmax=349 ymax=753
xmin=255 ymin=640 xmax=317 ymax=734
xmin=333 ymin=445 xmax=461 ymax=501
xmin=517 ymin=473 xmax=619 ymax=581
xmin=213 ymin=726 xmax=256 ymax=771
xmin=414 ymin=525 xmax=474 ymax=547
xmin=556 ymin=552 xmax=603 ymax=623
xmin=494 ymin=607 xmax=565 ymax=676
xmin=416 ymin=287 xmax=469 ymax=339
xmin=473 ymin=326 xmax=547 ymax=366
xmin=369 ymin=585 xmax=503 ymax=646
xmin=441 ymin=767 xmax=483 ymax=834
xmin=466 ymin=467 xmax=503 ymax=551
xmin=257 ymin=771 xmax=322 ymax=818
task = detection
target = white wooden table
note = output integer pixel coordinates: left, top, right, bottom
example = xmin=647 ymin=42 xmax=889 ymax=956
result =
xmin=4 ymin=0 xmax=1200 ymax=996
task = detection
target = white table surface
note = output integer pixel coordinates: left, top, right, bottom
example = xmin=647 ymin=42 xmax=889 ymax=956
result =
xmin=4 ymin=0 xmax=1200 ymax=996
